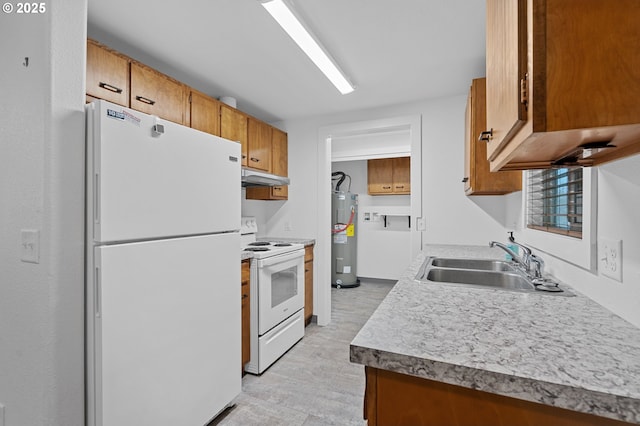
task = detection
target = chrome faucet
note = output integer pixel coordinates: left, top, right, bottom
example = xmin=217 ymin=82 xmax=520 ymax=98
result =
xmin=529 ymin=254 xmax=545 ymax=279
xmin=489 ymin=241 xmax=531 ymax=273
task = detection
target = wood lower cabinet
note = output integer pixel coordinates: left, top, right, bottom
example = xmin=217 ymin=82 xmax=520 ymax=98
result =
xmin=221 ymin=105 xmax=248 ymax=166
xmin=486 ymin=0 xmax=640 ymax=170
xmin=364 ymin=367 xmax=629 ymax=426
xmin=246 ymin=127 xmax=289 ymax=200
xmin=364 ymin=367 xmax=631 ymax=426
xmin=189 ymin=90 xmax=221 ymax=136
xmin=130 ymin=62 xmax=186 ymax=125
xmin=368 ymin=157 xmax=410 ymax=195
xmin=464 ymin=78 xmax=522 ymax=195
xmin=241 ymin=260 xmax=250 ymax=373
xmin=86 ymin=39 xmax=129 ymax=107
xmin=304 ymin=244 xmax=314 ymax=326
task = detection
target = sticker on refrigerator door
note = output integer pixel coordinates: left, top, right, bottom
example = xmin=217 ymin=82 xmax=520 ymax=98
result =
xmin=106 ymin=108 xmax=141 ymax=126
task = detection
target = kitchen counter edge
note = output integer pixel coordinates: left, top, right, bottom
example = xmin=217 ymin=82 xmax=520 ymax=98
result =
xmin=350 ymin=244 xmax=640 ymax=424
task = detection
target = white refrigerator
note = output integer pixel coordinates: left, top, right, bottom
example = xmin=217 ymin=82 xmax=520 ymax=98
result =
xmin=86 ymin=100 xmax=241 ymax=426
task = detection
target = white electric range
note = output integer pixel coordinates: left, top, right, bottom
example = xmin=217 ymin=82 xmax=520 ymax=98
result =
xmin=241 ymin=217 xmax=305 ymax=374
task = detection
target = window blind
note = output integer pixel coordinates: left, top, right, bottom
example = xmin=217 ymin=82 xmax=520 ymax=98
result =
xmin=527 ymin=168 xmax=583 ymax=238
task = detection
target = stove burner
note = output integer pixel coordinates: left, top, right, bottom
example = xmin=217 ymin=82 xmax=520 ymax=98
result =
xmin=249 ymin=242 xmax=271 ymax=246
xmin=244 ymin=247 xmax=270 ymax=252
xmin=274 ymin=243 xmax=292 ymax=247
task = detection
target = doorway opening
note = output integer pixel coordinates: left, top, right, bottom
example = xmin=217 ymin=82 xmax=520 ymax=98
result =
xmin=316 ymin=115 xmax=422 ymax=325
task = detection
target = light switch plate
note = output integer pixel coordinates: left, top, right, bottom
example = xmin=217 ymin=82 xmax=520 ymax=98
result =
xmin=599 ymin=238 xmax=622 ymax=282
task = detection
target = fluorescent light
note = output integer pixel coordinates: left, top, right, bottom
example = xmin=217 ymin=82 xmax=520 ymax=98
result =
xmin=261 ymin=0 xmax=355 ymax=95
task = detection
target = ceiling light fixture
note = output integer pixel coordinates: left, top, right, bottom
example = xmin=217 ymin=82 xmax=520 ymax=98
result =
xmin=260 ymin=0 xmax=355 ymax=95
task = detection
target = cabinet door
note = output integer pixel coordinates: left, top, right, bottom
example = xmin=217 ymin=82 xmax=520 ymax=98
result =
xmin=247 ymin=118 xmax=272 ymax=172
xmin=189 ymin=91 xmax=220 ymax=136
xmin=241 ymin=261 xmax=250 ymax=370
xmin=130 ymin=62 xmax=186 ymax=125
xmin=466 ymin=78 xmax=522 ymax=195
xmin=368 ymin=159 xmax=394 ymax=194
xmin=271 ymin=128 xmax=288 ymax=198
xmin=86 ymin=40 xmax=129 ymax=107
xmin=304 ymin=245 xmax=314 ymax=326
xmin=392 ymin=157 xmax=410 ymax=194
xmin=464 ymin=86 xmax=473 ymax=193
xmin=220 ymin=105 xmax=248 ymax=166
xmin=485 ymin=0 xmax=527 ymax=160
xmin=304 ymin=261 xmax=313 ymax=325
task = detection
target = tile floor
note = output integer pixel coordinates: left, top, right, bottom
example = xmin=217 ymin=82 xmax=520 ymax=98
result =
xmin=213 ymin=279 xmax=395 ymax=426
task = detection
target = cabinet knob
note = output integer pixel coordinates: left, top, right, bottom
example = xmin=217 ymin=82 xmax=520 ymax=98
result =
xmin=462 ymin=177 xmax=469 ymax=183
xmin=478 ymin=129 xmax=493 ymax=142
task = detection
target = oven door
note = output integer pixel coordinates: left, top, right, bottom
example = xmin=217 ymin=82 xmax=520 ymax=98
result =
xmin=257 ymin=249 xmax=305 ymax=335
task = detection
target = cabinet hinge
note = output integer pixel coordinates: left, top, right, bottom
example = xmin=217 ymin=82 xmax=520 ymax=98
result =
xmin=520 ymin=73 xmax=529 ymax=108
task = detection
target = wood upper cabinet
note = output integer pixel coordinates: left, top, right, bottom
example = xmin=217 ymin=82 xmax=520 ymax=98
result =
xmin=247 ymin=118 xmax=272 ymax=172
xmin=241 ymin=260 xmax=250 ymax=372
xmin=246 ymin=127 xmax=289 ymax=200
xmin=486 ymin=0 xmax=640 ymax=171
xmin=304 ymin=244 xmax=314 ymax=326
xmin=220 ymin=105 xmax=248 ymax=166
xmin=368 ymin=159 xmax=394 ymax=194
xmin=130 ymin=62 xmax=186 ymax=125
xmin=86 ymin=39 xmax=129 ymax=107
xmin=465 ymin=78 xmax=522 ymax=195
xmin=391 ymin=157 xmax=410 ymax=194
xmin=368 ymin=157 xmax=410 ymax=195
xmin=189 ymin=90 xmax=221 ymax=136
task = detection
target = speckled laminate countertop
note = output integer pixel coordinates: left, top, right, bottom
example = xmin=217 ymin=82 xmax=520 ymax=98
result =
xmin=350 ymin=244 xmax=640 ymax=424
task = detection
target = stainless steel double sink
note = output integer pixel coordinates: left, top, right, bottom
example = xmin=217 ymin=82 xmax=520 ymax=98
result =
xmin=416 ymin=257 xmax=572 ymax=295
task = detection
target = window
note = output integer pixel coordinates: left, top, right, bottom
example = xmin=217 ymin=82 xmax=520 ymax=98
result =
xmin=527 ymin=168 xmax=583 ymax=238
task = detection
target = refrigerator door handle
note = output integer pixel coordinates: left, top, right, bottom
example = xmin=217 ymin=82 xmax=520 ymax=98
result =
xmin=95 ymin=266 xmax=101 ymax=317
xmin=94 ymin=172 xmax=100 ymax=225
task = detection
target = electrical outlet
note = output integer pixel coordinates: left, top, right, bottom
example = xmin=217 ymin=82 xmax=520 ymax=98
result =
xmin=600 ymin=238 xmax=623 ymax=282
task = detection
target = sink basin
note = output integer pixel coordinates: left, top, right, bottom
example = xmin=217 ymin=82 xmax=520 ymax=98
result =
xmin=415 ymin=256 xmax=572 ymax=296
xmin=431 ymin=257 xmax=515 ymax=272
xmin=425 ymin=268 xmax=534 ymax=291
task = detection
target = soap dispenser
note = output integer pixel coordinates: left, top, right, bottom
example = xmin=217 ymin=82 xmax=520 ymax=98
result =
xmin=506 ymin=231 xmax=519 ymax=261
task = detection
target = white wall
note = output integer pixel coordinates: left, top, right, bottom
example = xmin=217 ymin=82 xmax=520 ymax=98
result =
xmin=245 ymin=94 xmax=512 ymax=241
xmin=243 ymin=94 xmax=516 ymax=319
xmin=0 ymin=2 xmax=87 ymax=424
xmin=513 ymin=156 xmax=640 ymax=328
xmin=245 ymin=93 xmax=640 ymax=329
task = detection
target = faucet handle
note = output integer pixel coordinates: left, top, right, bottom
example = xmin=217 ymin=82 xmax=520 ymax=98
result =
xmin=530 ymin=254 xmax=545 ymax=278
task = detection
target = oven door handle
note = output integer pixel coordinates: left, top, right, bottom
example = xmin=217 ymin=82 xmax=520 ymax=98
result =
xmin=257 ymin=249 xmax=305 ymax=267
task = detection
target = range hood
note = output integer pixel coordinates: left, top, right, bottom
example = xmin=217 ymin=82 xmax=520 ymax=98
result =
xmin=241 ymin=168 xmax=290 ymax=187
